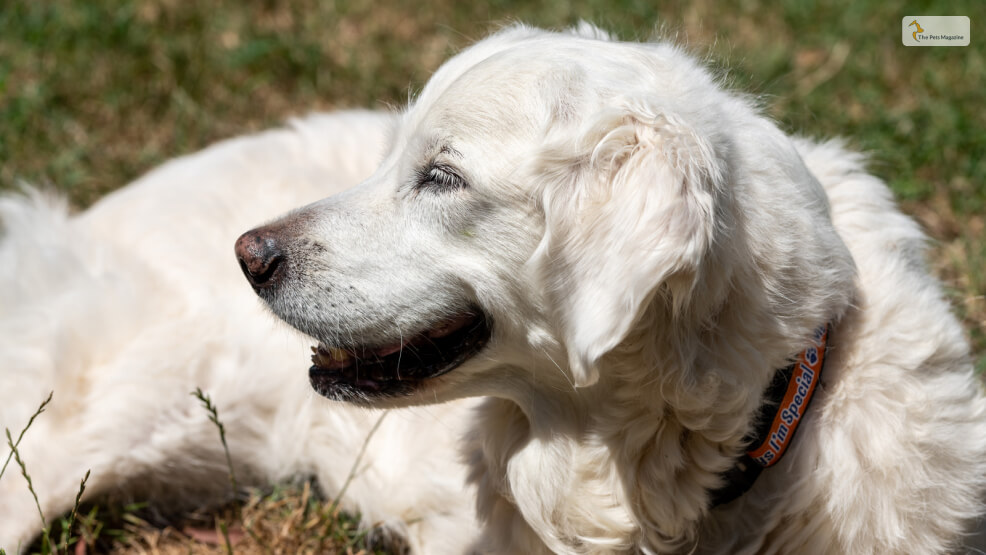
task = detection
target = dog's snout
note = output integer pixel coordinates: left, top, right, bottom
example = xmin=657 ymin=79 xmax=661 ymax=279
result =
xmin=235 ymin=228 xmax=285 ymax=289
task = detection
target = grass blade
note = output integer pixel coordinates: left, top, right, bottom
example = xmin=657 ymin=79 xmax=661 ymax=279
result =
xmin=6 ymin=428 xmax=49 ymax=552
xmin=0 ymin=392 xmax=53 ymax=483
xmin=191 ymin=388 xmax=238 ymax=496
xmin=328 ymin=412 xmax=388 ymax=516
xmin=218 ymin=519 xmax=234 ymax=555
xmin=58 ymin=469 xmax=91 ymax=551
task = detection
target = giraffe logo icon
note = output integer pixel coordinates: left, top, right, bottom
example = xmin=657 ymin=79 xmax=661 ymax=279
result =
xmin=908 ymin=19 xmax=925 ymax=41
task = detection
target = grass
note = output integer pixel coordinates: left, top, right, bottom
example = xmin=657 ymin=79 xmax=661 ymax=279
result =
xmin=109 ymin=408 xmax=392 ymax=555
xmin=2 ymin=394 xmax=54 ymax=555
xmin=191 ymin=388 xmax=238 ymax=554
xmin=100 ymin=398 xmax=392 ymax=554
xmin=0 ymin=393 xmax=53 ymax=482
xmin=192 ymin=388 xmax=239 ymax=499
xmin=13 ymin=389 xmax=393 ymax=554
xmin=2 ymin=393 xmax=91 ymax=555
xmin=1 ymin=0 xmax=984 ymax=551
xmin=105 ymin=483 xmax=397 ymax=555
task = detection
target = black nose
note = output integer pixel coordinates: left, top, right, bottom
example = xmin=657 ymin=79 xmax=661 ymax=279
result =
xmin=234 ymin=228 xmax=285 ymax=289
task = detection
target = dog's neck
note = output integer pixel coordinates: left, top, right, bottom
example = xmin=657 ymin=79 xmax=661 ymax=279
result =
xmin=471 ymin=292 xmax=845 ymax=553
xmin=708 ymin=324 xmax=829 ymax=506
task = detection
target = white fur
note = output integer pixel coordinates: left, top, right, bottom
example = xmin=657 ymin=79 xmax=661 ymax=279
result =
xmin=3 ymin=24 xmax=985 ymax=555
xmin=254 ymin=25 xmax=986 ymax=554
xmin=0 ymin=111 xmax=481 ymax=553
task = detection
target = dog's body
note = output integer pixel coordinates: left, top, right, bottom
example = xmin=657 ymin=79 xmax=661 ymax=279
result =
xmin=3 ymin=24 xmax=985 ymax=555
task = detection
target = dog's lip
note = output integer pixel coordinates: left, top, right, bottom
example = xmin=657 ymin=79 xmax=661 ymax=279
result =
xmin=310 ymin=312 xmax=478 ymax=367
xmin=308 ymin=308 xmax=492 ymax=400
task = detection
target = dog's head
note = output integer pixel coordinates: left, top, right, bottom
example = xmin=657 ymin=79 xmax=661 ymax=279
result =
xmin=235 ymin=25 xmax=853 ymax=407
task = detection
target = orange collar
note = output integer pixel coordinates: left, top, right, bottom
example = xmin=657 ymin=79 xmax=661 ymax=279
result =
xmin=710 ymin=325 xmax=829 ymax=507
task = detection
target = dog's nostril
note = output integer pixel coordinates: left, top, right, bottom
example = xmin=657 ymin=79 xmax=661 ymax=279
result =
xmin=252 ymin=252 xmax=283 ymax=285
xmin=235 ymin=231 xmax=286 ymax=289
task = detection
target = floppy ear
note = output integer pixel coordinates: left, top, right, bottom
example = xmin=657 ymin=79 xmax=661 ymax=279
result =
xmin=532 ymin=101 xmax=726 ymax=387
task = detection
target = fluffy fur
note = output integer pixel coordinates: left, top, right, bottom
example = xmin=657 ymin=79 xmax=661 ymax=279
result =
xmin=2 ymin=24 xmax=985 ymax=555
xmin=245 ymin=25 xmax=986 ymax=554
xmin=0 ymin=111 xmax=480 ymax=553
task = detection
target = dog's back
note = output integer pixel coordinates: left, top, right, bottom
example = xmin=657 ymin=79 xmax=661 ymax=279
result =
xmin=769 ymin=139 xmax=986 ymax=553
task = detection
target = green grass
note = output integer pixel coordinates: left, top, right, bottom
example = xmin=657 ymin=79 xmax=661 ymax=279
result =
xmin=1 ymin=0 xmax=984 ymax=549
xmin=3 ymin=393 xmax=92 ymax=555
xmin=5 ymin=1 xmax=982 ymax=209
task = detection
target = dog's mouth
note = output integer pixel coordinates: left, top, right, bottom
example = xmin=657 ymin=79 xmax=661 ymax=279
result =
xmin=308 ymin=307 xmax=492 ymax=402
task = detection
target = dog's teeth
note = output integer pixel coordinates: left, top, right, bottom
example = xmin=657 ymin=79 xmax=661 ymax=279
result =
xmin=311 ymin=344 xmax=354 ymax=369
xmin=328 ymin=347 xmax=350 ymax=362
xmin=312 ymin=352 xmax=332 ymax=367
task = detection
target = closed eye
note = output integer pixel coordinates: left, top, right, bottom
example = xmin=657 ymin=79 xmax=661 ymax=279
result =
xmin=416 ymin=163 xmax=466 ymax=191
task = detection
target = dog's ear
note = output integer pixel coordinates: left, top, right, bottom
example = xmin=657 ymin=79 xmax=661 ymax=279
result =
xmin=531 ymin=101 xmax=726 ymax=387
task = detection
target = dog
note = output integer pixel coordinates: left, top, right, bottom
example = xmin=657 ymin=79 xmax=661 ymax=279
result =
xmin=3 ymin=23 xmax=985 ymax=554
xmin=0 ymin=111 xmax=481 ymax=553
xmin=235 ymin=24 xmax=986 ymax=553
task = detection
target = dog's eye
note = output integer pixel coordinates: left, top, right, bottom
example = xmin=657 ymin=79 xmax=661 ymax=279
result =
xmin=417 ymin=164 xmax=465 ymax=191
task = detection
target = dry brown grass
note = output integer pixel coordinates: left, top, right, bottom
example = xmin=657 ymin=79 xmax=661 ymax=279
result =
xmin=99 ymin=482 xmax=399 ymax=555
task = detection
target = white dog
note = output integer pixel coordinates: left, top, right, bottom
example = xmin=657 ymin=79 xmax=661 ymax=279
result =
xmin=236 ymin=24 xmax=986 ymax=554
xmin=0 ymin=111 xmax=481 ymax=553
xmin=3 ymin=24 xmax=985 ymax=555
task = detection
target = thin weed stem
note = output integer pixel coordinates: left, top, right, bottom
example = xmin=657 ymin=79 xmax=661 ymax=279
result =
xmin=219 ymin=519 xmax=234 ymax=555
xmin=59 ymin=469 xmax=91 ymax=550
xmin=6 ymin=428 xmax=49 ymax=552
xmin=0 ymin=392 xmax=53 ymax=483
xmin=191 ymin=388 xmax=239 ymax=495
xmin=324 ymin=412 xmax=388 ymax=530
